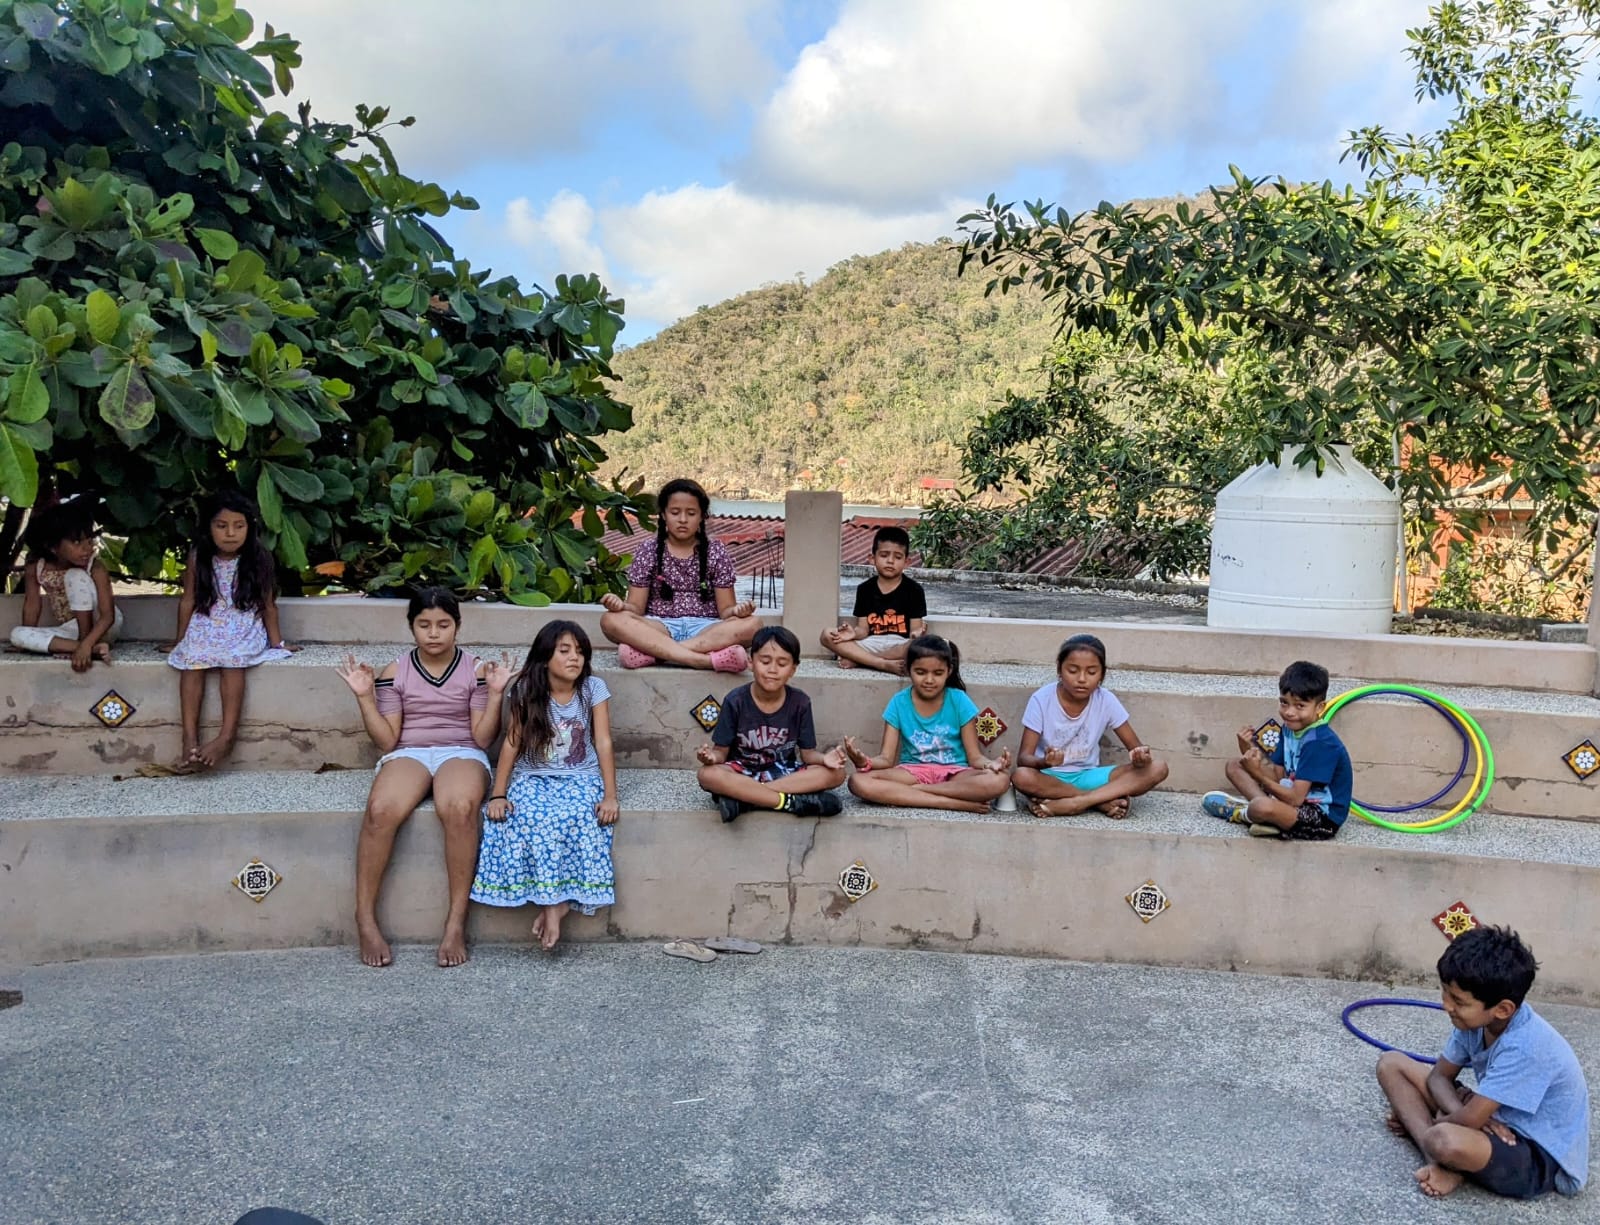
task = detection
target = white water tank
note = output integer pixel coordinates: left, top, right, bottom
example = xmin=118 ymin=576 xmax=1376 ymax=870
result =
xmin=1208 ymin=444 xmax=1399 ymax=634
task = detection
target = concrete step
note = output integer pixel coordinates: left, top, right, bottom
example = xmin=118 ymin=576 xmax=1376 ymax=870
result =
xmin=5 ymin=643 xmax=1598 ymax=822
xmin=5 ymin=592 xmax=1594 ymax=691
xmin=4 ymin=769 xmax=1599 ymax=1000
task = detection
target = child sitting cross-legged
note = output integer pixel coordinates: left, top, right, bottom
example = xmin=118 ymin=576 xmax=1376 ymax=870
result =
xmin=9 ymin=496 xmax=122 ymax=671
xmin=844 ymin=634 xmax=1011 ymax=813
xmin=819 ymin=525 xmax=926 ymax=674
xmin=1377 ymin=925 xmax=1589 ymax=1201
xmin=696 ymin=626 xmax=848 ymax=823
xmin=1203 ymin=659 xmax=1352 ymax=840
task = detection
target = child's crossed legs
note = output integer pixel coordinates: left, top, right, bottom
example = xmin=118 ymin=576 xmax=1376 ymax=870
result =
xmin=1015 ymin=759 xmax=1169 ymax=819
xmin=848 ymin=765 xmax=1009 ymax=814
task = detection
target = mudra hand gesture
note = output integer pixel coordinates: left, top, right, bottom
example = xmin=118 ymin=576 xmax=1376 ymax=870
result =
xmin=821 ymin=744 xmax=847 ymax=770
xmin=482 ymin=657 xmax=514 ymax=693
xmin=336 ymin=654 xmax=376 ymax=697
xmin=695 ymin=743 xmax=720 ymax=766
xmin=726 ymin=600 xmax=756 ymax=619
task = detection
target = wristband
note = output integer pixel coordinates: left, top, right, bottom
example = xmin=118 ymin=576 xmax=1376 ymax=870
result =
xmin=488 ymin=793 xmax=508 ymax=800
xmin=856 ymin=760 xmax=872 ymax=772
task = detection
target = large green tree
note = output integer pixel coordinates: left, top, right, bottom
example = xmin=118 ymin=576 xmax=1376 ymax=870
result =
xmin=957 ymin=0 xmax=1600 ymax=574
xmin=0 ymin=0 xmax=643 ymax=602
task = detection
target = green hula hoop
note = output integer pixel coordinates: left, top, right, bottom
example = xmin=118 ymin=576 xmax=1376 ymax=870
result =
xmin=1319 ymin=683 xmax=1495 ymax=834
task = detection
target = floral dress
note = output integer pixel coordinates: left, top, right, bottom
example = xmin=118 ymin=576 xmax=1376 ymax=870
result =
xmin=167 ymin=555 xmax=291 ymax=670
xmin=471 ymin=676 xmax=615 ymax=913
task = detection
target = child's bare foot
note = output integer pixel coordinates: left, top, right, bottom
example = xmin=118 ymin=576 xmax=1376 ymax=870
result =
xmin=93 ymin=643 xmax=111 ymax=662
xmin=193 ymin=734 xmax=235 ymax=769
xmin=173 ymin=740 xmax=201 ymax=773
xmin=531 ymin=911 xmax=547 ymax=946
xmin=836 ymin=658 xmax=857 ymax=669
xmin=540 ymin=902 xmax=569 ymax=951
xmin=1029 ymin=795 xmax=1090 ymax=818
xmin=437 ymin=921 xmax=469 ymax=968
xmin=357 ymin=919 xmax=393 ymax=967
xmin=1385 ymin=1110 xmax=1408 ymax=1137
xmin=1414 ymin=1164 xmax=1463 ymax=1198
xmin=1096 ymin=798 xmax=1131 ymax=819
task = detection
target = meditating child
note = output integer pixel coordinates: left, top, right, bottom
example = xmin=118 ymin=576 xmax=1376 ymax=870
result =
xmin=168 ymin=490 xmax=293 ymax=769
xmin=697 ymin=625 xmax=847 ymax=822
xmin=820 ymin=525 xmax=926 ymax=674
xmin=1377 ymin=925 xmax=1589 ymax=1200
xmin=472 ymin=620 xmax=619 ymax=952
xmin=8 ymin=496 xmax=121 ymax=671
xmin=845 ymin=634 xmax=1011 ymax=813
xmin=599 ymin=476 xmax=758 ymax=673
xmin=1202 ymin=659 xmax=1352 ymax=840
xmin=1011 ymin=634 xmax=1168 ymax=819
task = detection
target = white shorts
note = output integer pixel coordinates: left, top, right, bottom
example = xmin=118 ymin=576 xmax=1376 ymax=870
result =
xmin=857 ymin=633 xmax=909 ymax=657
xmin=375 ymin=746 xmax=491 ymax=776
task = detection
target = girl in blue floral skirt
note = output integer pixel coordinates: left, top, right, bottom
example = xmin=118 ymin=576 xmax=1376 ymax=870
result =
xmin=471 ymin=620 xmax=619 ymax=950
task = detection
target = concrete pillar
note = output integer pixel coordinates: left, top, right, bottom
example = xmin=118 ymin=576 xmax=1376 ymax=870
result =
xmin=783 ymin=490 xmax=843 ymax=651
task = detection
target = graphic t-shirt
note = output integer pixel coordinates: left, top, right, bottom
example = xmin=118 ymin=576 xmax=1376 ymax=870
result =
xmin=852 ymin=576 xmax=928 ymax=639
xmin=521 ymin=675 xmax=610 ymax=774
xmin=1441 ymin=1003 xmax=1590 ymax=1194
xmin=625 ymin=539 xmax=737 ymax=618
xmin=883 ymin=687 xmax=979 ymax=766
xmin=1021 ymin=684 xmax=1130 ymax=769
xmin=1269 ymin=722 xmax=1353 ymax=824
xmin=712 ymin=684 xmax=816 ymax=773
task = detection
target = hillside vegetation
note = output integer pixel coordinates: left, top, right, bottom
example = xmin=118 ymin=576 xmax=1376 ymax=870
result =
xmin=604 ymin=238 xmax=1061 ymax=502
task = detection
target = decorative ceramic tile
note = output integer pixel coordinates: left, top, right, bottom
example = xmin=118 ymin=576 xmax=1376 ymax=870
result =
xmin=1254 ymin=719 xmax=1282 ymax=754
xmin=90 ymin=689 xmax=136 ymax=729
xmin=974 ymin=706 xmax=1008 ymax=747
xmin=691 ymin=695 xmax=722 ymax=733
xmin=1432 ymin=900 xmax=1479 ymax=941
xmin=232 ymin=859 xmax=282 ymax=903
xmin=838 ymin=860 xmax=878 ymax=903
xmin=1125 ymin=878 xmax=1170 ymax=923
xmin=1563 ymin=739 xmax=1600 ymax=781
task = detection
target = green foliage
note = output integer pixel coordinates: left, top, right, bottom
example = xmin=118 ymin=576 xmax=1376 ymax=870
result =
xmin=913 ymin=330 xmax=1276 ymax=580
xmin=0 ymin=0 xmax=642 ymax=601
xmin=957 ymin=0 xmax=1600 ymax=554
xmin=605 ymin=240 xmax=1068 ymax=501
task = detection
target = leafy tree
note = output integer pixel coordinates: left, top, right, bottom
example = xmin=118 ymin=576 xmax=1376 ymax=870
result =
xmin=957 ymin=0 xmax=1600 ymax=569
xmin=0 ymin=0 xmax=642 ymax=602
xmin=913 ymin=329 xmax=1275 ymax=580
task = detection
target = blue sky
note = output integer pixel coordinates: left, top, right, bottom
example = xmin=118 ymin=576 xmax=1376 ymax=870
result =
xmin=257 ymin=0 xmax=1437 ymax=341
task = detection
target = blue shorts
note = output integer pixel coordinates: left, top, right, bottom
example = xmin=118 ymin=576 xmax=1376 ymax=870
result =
xmin=1044 ymin=765 xmax=1115 ymax=791
xmin=659 ymin=616 xmax=720 ymax=643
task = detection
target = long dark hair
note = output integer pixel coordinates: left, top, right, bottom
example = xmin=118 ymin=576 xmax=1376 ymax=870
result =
xmin=192 ymin=489 xmax=275 ymax=616
xmin=905 ymin=634 xmax=966 ymax=691
xmin=23 ymin=496 xmax=99 ymax=564
xmin=646 ymin=477 xmax=712 ymax=606
xmin=505 ymin=620 xmax=593 ymax=763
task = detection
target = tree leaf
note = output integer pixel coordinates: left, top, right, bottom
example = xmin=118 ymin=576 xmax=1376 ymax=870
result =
xmin=97 ymin=363 xmax=156 ymax=431
xmin=85 ymin=290 xmax=120 ymax=344
xmin=0 ymin=422 xmax=39 ymax=505
xmin=193 ymin=227 xmax=239 ymax=260
xmin=0 ymin=248 xmax=33 ymax=275
xmin=6 ymin=363 xmax=49 ymax=424
xmin=255 ymin=467 xmax=284 ymax=531
xmin=265 ymin=460 xmax=325 ymax=502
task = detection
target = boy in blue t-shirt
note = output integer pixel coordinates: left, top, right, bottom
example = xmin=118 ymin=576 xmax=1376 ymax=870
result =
xmin=1377 ymin=925 xmax=1590 ymax=1200
xmin=1202 ymin=659 xmax=1352 ymax=840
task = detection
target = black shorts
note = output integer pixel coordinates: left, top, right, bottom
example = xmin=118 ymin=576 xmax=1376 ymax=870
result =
xmin=1278 ymin=803 xmax=1340 ymax=841
xmin=1471 ymin=1129 xmax=1561 ymax=1199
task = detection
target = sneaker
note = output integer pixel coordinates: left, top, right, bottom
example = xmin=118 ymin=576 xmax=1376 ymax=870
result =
xmin=716 ymin=795 xmax=743 ymax=824
xmin=786 ymin=791 xmax=843 ymax=817
xmin=1201 ymin=791 xmax=1249 ymax=824
xmin=1248 ymin=821 xmax=1284 ymax=839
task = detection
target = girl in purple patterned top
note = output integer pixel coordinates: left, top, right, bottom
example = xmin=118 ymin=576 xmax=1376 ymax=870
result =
xmin=599 ymin=477 xmax=758 ymax=672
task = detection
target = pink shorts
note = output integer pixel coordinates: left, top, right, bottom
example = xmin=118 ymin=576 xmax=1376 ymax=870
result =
xmin=899 ymin=763 xmax=970 ymax=785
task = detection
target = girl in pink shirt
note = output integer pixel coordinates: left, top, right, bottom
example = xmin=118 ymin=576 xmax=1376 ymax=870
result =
xmin=337 ymin=589 xmax=511 ymax=969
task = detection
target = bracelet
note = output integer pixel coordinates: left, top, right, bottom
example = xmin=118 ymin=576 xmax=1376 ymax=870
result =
xmin=488 ymin=793 xmax=507 ymax=800
xmin=856 ymin=760 xmax=872 ymax=772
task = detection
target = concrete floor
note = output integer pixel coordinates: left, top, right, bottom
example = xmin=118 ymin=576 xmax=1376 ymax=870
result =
xmin=1 ymin=946 xmax=1593 ymax=1225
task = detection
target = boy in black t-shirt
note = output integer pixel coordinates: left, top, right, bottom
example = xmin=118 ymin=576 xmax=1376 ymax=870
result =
xmin=697 ymin=626 xmax=848 ymax=822
xmin=820 ymin=526 xmax=927 ymax=675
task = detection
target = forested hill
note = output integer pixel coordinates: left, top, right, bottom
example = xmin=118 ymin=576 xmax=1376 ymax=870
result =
xmin=601 ymin=237 xmax=1059 ymax=503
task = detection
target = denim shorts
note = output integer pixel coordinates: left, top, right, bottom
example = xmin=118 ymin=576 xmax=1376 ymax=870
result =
xmin=1044 ymin=764 xmax=1116 ymax=791
xmin=659 ymin=616 xmax=720 ymax=643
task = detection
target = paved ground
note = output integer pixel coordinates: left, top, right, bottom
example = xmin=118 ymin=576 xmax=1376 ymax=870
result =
xmin=743 ymin=575 xmax=1209 ymax=625
xmin=2 ymin=946 xmax=1594 ymax=1224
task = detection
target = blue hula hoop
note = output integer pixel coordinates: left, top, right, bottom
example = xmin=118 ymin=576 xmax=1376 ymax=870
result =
xmin=1330 ymin=689 xmax=1470 ymax=814
xmin=1342 ymin=997 xmax=1444 ymax=1063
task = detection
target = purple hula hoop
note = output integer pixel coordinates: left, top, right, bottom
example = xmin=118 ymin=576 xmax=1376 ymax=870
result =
xmin=1341 ymin=997 xmax=1444 ymax=1063
xmin=1333 ymin=689 xmax=1470 ymax=814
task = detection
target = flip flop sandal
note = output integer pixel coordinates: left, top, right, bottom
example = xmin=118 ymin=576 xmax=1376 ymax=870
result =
xmin=662 ymin=940 xmax=718 ymax=962
xmin=703 ymin=937 xmax=762 ymax=954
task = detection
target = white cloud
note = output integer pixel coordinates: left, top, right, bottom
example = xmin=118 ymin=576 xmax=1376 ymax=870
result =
xmin=506 ymin=191 xmax=611 ymax=285
xmin=503 ymin=184 xmax=952 ymax=326
xmin=248 ymin=0 xmax=782 ymax=173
